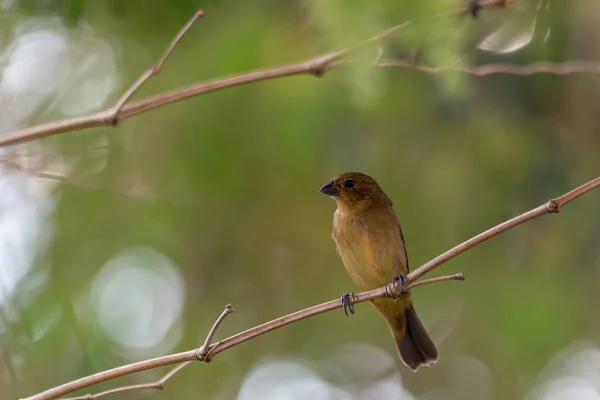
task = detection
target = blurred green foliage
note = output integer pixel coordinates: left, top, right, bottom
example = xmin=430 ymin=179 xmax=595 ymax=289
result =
xmin=2 ymin=0 xmax=600 ymax=399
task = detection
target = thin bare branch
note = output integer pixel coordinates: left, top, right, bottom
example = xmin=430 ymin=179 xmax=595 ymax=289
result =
xmin=0 ymin=10 xmax=204 ymax=146
xmin=0 ymin=1 xmax=520 ymax=148
xmin=196 ymin=304 xmax=234 ymax=361
xmin=106 ymin=70 xmax=153 ymax=123
xmin=59 ymin=304 xmax=233 ymax=400
xmin=376 ymin=60 xmax=600 ymax=76
xmin=154 ymin=10 xmax=205 ymax=73
xmin=550 ymin=177 xmax=600 ymax=212
xmin=24 ymin=176 xmax=600 ymax=400
xmin=406 ymin=273 xmax=465 ymax=290
xmin=306 ymin=21 xmax=412 ymax=76
xmin=406 ymin=176 xmax=600 ymax=283
xmin=105 ymin=10 xmax=204 ymax=123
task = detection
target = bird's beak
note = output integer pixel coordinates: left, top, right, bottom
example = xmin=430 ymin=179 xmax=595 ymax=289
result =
xmin=319 ymin=180 xmax=340 ymax=196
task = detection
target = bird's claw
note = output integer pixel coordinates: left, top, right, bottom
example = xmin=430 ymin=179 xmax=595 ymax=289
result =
xmin=341 ymin=292 xmax=356 ymax=316
xmin=469 ymin=0 xmax=481 ymax=18
xmin=392 ymin=274 xmax=408 ymax=294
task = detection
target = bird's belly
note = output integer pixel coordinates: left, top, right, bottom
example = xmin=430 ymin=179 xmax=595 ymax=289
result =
xmin=332 ymin=210 xmax=407 ymax=293
xmin=337 ymin=245 xmax=399 ymax=292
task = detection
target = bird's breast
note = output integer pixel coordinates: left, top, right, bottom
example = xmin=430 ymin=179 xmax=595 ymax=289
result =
xmin=332 ymin=208 xmax=407 ymax=292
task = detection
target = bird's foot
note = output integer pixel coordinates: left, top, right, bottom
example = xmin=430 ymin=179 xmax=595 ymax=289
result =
xmin=392 ymin=274 xmax=408 ymax=294
xmin=341 ymin=292 xmax=356 ymax=316
xmin=469 ymin=0 xmax=481 ymax=18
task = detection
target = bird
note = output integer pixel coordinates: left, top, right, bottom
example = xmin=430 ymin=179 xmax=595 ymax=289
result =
xmin=320 ymin=172 xmax=438 ymax=371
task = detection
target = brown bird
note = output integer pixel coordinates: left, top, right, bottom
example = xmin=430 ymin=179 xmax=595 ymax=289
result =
xmin=320 ymin=172 xmax=438 ymax=371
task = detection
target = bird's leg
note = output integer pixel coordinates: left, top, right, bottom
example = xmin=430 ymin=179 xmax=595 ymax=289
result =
xmin=469 ymin=0 xmax=481 ymax=18
xmin=392 ymin=274 xmax=408 ymax=295
xmin=341 ymin=292 xmax=356 ymax=316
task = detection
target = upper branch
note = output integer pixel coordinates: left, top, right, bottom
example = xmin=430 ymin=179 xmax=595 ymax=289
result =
xmin=0 ymin=0 xmax=524 ymax=148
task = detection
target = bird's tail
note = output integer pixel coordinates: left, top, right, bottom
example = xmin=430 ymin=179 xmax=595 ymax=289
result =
xmin=395 ymin=306 xmax=438 ymax=371
xmin=372 ymin=298 xmax=438 ymax=371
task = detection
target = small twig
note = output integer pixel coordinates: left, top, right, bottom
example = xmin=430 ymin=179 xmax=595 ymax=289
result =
xmin=376 ymin=60 xmax=600 ymax=76
xmin=308 ymin=21 xmax=412 ymax=76
xmin=0 ymin=10 xmax=204 ymax=145
xmin=105 ymin=69 xmax=154 ymax=125
xmin=59 ymin=304 xmax=233 ymax=400
xmin=105 ymin=10 xmax=204 ymax=124
xmin=405 ymin=273 xmax=465 ymax=290
xmin=0 ymin=1 xmax=520 ymax=148
xmin=549 ymin=177 xmax=600 ymax=212
xmin=195 ymin=304 xmax=234 ymax=361
xmin=154 ymin=11 xmax=205 ymax=73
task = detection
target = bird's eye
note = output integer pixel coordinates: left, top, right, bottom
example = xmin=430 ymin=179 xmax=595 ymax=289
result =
xmin=344 ymin=179 xmax=355 ymax=189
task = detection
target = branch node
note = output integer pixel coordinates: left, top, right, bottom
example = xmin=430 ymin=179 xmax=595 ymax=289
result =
xmin=308 ymin=55 xmax=336 ymax=77
xmin=204 ymin=340 xmax=223 ymax=362
xmin=195 ymin=346 xmax=206 ymax=362
xmin=546 ymin=199 xmax=560 ymax=213
xmin=310 ymin=64 xmax=327 ymax=78
xmin=195 ymin=304 xmax=234 ymax=362
xmin=104 ymin=113 xmax=120 ymax=126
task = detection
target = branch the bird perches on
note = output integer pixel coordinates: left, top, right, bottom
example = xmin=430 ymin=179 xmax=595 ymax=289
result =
xmin=23 ymin=176 xmax=600 ymax=400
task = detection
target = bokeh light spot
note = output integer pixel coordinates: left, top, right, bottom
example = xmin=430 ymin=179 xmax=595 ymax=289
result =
xmin=90 ymin=247 xmax=186 ymax=352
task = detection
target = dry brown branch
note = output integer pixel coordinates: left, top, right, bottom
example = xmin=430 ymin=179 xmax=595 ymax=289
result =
xmin=21 ymin=175 xmax=600 ymax=400
xmin=406 ymin=273 xmax=465 ymax=289
xmin=0 ymin=0 xmax=520 ymax=148
xmin=44 ymin=274 xmax=456 ymax=400
xmin=0 ymin=9 xmax=204 ymax=146
xmin=406 ymin=177 xmax=600 ymax=282
xmin=106 ymin=10 xmax=205 ymax=121
xmin=376 ymin=60 xmax=600 ymax=76
xmin=60 ymin=305 xmax=233 ymax=400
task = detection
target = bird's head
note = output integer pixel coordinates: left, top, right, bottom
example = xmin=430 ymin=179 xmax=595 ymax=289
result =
xmin=319 ymin=172 xmax=392 ymax=211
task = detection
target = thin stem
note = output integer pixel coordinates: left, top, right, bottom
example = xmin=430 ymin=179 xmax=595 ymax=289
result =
xmin=406 ymin=176 xmax=600 ymax=282
xmin=376 ymin=60 xmax=600 ymax=76
xmin=551 ymin=177 xmax=600 ymax=211
xmin=406 ymin=273 xmax=465 ymax=290
xmin=196 ymin=304 xmax=234 ymax=360
xmin=57 ymin=304 xmax=233 ymax=400
xmin=0 ymin=0 xmax=527 ymax=148
xmin=106 ymin=10 xmax=204 ymax=122
xmin=154 ymin=11 xmax=205 ymax=72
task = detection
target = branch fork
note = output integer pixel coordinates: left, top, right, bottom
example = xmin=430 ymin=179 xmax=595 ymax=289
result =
xmin=195 ymin=304 xmax=234 ymax=362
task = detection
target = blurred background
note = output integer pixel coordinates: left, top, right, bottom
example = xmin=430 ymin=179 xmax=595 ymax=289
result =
xmin=1 ymin=0 xmax=600 ymax=399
